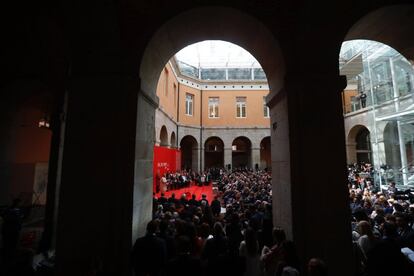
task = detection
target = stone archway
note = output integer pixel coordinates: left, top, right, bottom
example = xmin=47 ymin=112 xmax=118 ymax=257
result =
xmin=159 ymin=125 xmax=168 ymax=146
xmin=347 ymin=125 xmax=372 ymax=164
xmin=135 ymin=6 xmax=286 ymax=241
xmin=344 ymin=5 xmax=414 ymax=61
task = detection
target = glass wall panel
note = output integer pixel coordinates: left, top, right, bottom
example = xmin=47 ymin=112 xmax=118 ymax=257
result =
xmin=341 ymin=40 xmax=414 ymax=188
xmin=200 ymin=68 xmax=226 ymax=80
xmin=253 ymin=68 xmax=267 ymax=80
xmin=228 ymin=68 xmax=251 ymax=80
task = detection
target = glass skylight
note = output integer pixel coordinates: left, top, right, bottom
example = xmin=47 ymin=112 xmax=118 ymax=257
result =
xmin=175 ymin=40 xmax=262 ymax=69
xmin=174 ymin=40 xmax=266 ymax=81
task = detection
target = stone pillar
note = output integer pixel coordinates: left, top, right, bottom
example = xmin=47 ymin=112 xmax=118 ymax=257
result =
xmin=200 ymin=147 xmax=205 ymax=172
xmin=268 ymin=73 xmax=353 ymax=276
xmin=346 ymin=142 xmax=357 ymax=164
xmin=251 ymin=148 xmax=260 ymax=170
xmin=224 ymin=148 xmax=232 ymax=170
xmin=192 ymin=147 xmax=199 ymax=172
xmin=44 ymin=91 xmax=67 ymax=251
xmin=371 ymin=141 xmax=386 ymax=168
xmin=54 ymin=75 xmax=137 ymax=276
xmin=133 ymin=90 xmax=157 ymax=241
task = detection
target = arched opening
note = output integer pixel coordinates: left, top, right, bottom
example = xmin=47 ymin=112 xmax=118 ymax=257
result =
xmin=204 ymin=137 xmax=224 ymax=169
xmin=260 ymin=136 xmax=271 ymax=170
xmin=231 ymin=136 xmax=252 ymax=169
xmin=180 ymin=135 xmax=198 ymax=171
xmin=159 ymin=125 xmax=168 ymax=147
xmin=355 ymin=127 xmax=371 ymax=163
xmin=135 ymin=6 xmax=286 ymax=241
xmin=347 ymin=125 xmax=372 ymax=164
xmin=170 ymin=131 xmax=176 ymax=148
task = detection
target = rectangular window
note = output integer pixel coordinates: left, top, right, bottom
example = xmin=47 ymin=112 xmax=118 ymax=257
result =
xmin=236 ymin=97 xmax=246 ymax=118
xmin=263 ymin=96 xmax=270 ymax=117
xmin=208 ymin=97 xmax=219 ymax=118
xmin=185 ymin=93 xmax=193 ymax=116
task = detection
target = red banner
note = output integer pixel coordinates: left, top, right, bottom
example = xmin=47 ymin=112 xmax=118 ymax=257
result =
xmin=153 ymin=146 xmax=181 ymax=193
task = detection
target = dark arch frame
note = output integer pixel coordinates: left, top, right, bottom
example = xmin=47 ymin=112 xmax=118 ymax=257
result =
xmin=204 ymin=136 xmax=225 ymax=170
xmin=159 ymin=125 xmax=168 ymax=146
xmin=231 ymin=136 xmax=252 ymax=169
xmin=135 ymin=6 xmax=288 ymax=242
xmin=180 ymin=135 xmax=198 ymax=171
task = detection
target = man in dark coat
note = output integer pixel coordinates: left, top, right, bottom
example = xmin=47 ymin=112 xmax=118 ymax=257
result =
xmin=211 ymin=196 xmax=221 ymax=217
xmin=131 ymin=220 xmax=167 ymax=276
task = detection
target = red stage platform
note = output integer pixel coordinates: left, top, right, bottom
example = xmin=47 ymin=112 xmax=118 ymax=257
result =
xmin=155 ymin=182 xmax=214 ymax=201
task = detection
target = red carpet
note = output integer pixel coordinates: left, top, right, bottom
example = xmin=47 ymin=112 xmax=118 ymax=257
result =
xmin=155 ymin=182 xmax=214 ymax=201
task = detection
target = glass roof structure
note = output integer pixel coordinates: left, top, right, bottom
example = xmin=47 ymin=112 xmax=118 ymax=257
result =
xmin=174 ymin=40 xmax=267 ymax=81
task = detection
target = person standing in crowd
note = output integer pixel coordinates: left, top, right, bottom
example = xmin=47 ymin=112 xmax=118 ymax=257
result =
xmin=131 ymin=220 xmax=167 ymax=276
xmin=307 ymin=258 xmax=327 ymax=276
xmin=211 ymin=196 xmax=221 ymax=217
xmin=200 ymin=194 xmax=209 ymax=207
xmin=356 ymin=220 xmax=378 ymax=259
xmin=164 ymin=235 xmax=202 ymax=276
xmin=261 ymin=227 xmax=286 ymax=276
xmin=239 ymin=227 xmax=261 ymax=276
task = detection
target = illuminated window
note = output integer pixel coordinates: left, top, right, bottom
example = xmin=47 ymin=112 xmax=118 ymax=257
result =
xmin=185 ymin=93 xmax=193 ymax=116
xmin=236 ymin=97 xmax=246 ymax=118
xmin=208 ymin=97 xmax=219 ymax=118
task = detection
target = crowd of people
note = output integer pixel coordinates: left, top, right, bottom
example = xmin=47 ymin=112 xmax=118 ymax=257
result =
xmin=2 ymin=164 xmax=414 ymax=275
xmin=139 ymin=168 xmax=326 ymax=276
xmin=347 ymin=162 xmax=414 ymax=275
xmin=155 ymin=168 xmax=223 ymax=193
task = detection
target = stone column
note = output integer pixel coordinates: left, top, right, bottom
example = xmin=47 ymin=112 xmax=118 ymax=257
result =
xmin=346 ymin=142 xmax=357 ymax=164
xmin=192 ymin=147 xmax=199 ymax=172
xmin=133 ymin=90 xmax=157 ymax=241
xmin=251 ymin=148 xmax=261 ymax=170
xmin=54 ymin=75 xmax=137 ymax=276
xmin=200 ymin=147 xmax=205 ymax=172
xmin=224 ymin=148 xmax=232 ymax=170
xmin=268 ymin=73 xmax=353 ymax=276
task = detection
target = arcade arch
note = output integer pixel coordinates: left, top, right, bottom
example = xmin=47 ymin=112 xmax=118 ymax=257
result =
xmin=231 ymin=136 xmax=252 ymax=169
xmin=180 ymin=135 xmax=198 ymax=171
xmin=170 ymin=131 xmax=176 ymax=148
xmin=134 ymin=6 xmax=287 ymax=243
xmin=347 ymin=125 xmax=372 ymax=164
xmin=260 ymin=136 xmax=271 ymax=170
xmin=159 ymin=125 xmax=168 ymax=146
xmin=204 ymin=137 xmax=224 ymax=169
